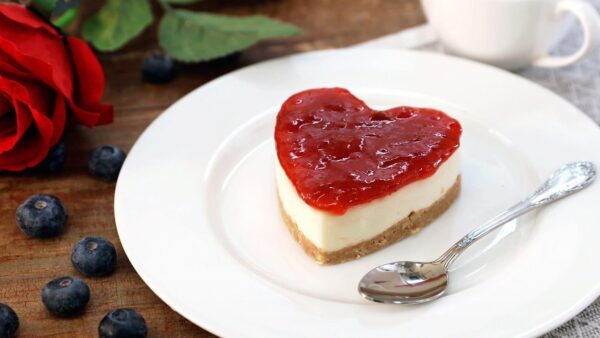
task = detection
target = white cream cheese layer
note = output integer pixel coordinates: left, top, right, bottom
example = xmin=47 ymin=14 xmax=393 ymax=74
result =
xmin=276 ymin=150 xmax=461 ymax=252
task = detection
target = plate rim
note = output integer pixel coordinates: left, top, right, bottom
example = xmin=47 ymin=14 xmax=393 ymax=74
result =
xmin=115 ymin=48 xmax=600 ymax=338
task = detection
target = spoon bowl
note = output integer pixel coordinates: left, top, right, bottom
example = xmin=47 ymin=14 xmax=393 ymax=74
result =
xmin=358 ymin=161 xmax=596 ymax=304
xmin=359 ymin=261 xmax=448 ymax=304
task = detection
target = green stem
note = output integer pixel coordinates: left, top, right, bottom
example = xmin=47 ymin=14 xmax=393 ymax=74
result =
xmin=157 ymin=0 xmax=173 ymax=12
xmin=53 ymin=7 xmax=77 ymax=28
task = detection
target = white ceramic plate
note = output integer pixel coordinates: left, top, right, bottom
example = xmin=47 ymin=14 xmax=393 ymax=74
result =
xmin=114 ymin=49 xmax=600 ymax=338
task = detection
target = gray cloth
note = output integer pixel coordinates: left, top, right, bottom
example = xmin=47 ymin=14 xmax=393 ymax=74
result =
xmin=521 ymin=8 xmax=600 ymax=126
xmin=544 ymin=298 xmax=600 ymax=338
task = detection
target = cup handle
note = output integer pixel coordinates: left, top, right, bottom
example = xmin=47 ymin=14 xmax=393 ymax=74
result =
xmin=532 ymin=0 xmax=600 ymax=68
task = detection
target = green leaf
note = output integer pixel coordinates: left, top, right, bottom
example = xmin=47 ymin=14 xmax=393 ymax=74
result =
xmin=82 ymin=0 xmax=153 ymax=52
xmin=52 ymin=0 xmax=80 ymax=18
xmin=30 ymin=0 xmax=57 ymax=18
xmin=159 ymin=10 xmax=301 ymax=62
xmin=160 ymin=0 xmax=202 ymax=4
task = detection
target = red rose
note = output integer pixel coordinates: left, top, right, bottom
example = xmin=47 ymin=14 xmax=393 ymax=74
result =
xmin=0 ymin=4 xmax=113 ymax=171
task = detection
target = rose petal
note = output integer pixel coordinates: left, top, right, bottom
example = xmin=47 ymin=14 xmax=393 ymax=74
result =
xmin=0 ymin=109 xmax=16 ymax=138
xmin=0 ymin=10 xmax=73 ymax=99
xmin=0 ymin=72 xmax=53 ymax=115
xmin=27 ymin=101 xmax=54 ymax=146
xmin=0 ymin=74 xmax=62 ymax=164
xmin=0 ymin=4 xmax=110 ymax=171
xmin=0 ymin=96 xmax=32 ymax=153
xmin=66 ymin=37 xmax=113 ymax=126
xmin=0 ymin=102 xmax=48 ymax=171
xmin=0 ymin=8 xmax=112 ymax=130
xmin=0 ymin=94 xmax=11 ymax=115
xmin=0 ymin=50 xmax=32 ymax=79
xmin=0 ymin=4 xmax=58 ymax=36
xmin=49 ymin=95 xmax=66 ymax=145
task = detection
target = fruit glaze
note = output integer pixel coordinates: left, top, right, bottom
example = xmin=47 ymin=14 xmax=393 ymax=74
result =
xmin=275 ymin=88 xmax=462 ymax=215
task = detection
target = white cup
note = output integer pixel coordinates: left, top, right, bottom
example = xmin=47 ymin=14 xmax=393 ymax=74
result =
xmin=421 ymin=0 xmax=600 ymax=70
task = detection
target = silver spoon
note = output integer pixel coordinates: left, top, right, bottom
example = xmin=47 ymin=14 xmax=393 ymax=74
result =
xmin=358 ymin=161 xmax=596 ymax=304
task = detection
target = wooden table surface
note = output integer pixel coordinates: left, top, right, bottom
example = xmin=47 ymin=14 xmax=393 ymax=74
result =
xmin=0 ymin=1 xmax=425 ymax=336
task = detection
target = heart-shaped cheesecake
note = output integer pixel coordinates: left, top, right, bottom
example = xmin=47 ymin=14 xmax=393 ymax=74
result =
xmin=275 ymin=88 xmax=462 ymax=264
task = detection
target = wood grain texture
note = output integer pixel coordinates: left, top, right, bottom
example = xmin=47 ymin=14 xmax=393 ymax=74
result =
xmin=0 ymin=1 xmax=424 ymax=336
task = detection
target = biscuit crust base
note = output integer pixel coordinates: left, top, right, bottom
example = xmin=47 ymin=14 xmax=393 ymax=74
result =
xmin=279 ymin=176 xmax=461 ymax=265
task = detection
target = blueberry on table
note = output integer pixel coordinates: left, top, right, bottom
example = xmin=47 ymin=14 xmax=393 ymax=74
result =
xmin=41 ymin=276 xmax=90 ymax=317
xmin=88 ymin=145 xmax=127 ymax=181
xmin=38 ymin=141 xmax=66 ymax=173
xmin=71 ymin=236 xmax=117 ymax=277
xmin=0 ymin=303 xmax=19 ymax=338
xmin=141 ymin=54 xmax=176 ymax=84
xmin=99 ymin=308 xmax=148 ymax=338
xmin=16 ymin=194 xmax=67 ymax=238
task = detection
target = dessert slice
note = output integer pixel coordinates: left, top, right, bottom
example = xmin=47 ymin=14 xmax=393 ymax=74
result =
xmin=275 ymin=88 xmax=462 ymax=264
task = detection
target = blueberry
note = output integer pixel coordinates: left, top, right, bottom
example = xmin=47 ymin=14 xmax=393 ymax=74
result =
xmin=88 ymin=145 xmax=126 ymax=181
xmin=41 ymin=276 xmax=90 ymax=317
xmin=141 ymin=54 xmax=176 ymax=84
xmin=99 ymin=308 xmax=147 ymax=338
xmin=38 ymin=141 xmax=66 ymax=173
xmin=71 ymin=236 xmax=117 ymax=277
xmin=16 ymin=194 xmax=67 ymax=238
xmin=0 ymin=303 xmax=19 ymax=338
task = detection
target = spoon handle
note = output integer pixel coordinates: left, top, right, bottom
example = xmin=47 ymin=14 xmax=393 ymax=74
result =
xmin=435 ymin=161 xmax=596 ymax=268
